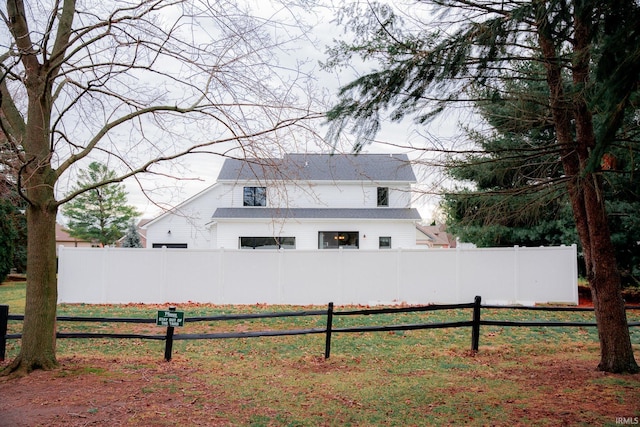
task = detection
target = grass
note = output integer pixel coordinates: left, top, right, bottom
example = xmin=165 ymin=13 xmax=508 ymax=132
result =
xmin=2 ymin=280 xmax=639 ymax=360
xmin=2 ymin=280 xmax=640 ymax=426
xmin=0 ymin=281 xmax=26 ymax=313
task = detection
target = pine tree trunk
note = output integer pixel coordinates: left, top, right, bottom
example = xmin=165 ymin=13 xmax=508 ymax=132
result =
xmin=536 ymin=4 xmax=638 ymax=373
xmin=582 ymin=176 xmax=638 ymax=373
xmin=562 ymin=164 xmax=636 ymax=373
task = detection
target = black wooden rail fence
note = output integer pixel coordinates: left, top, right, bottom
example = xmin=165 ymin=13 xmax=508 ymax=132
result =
xmin=1 ymin=297 xmax=639 ymax=362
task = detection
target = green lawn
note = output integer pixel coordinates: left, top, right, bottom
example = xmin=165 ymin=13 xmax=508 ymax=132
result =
xmin=2 ymin=280 xmax=639 ymax=359
xmin=2 ymin=280 xmax=639 ymax=426
xmin=0 ymin=281 xmax=26 ymax=313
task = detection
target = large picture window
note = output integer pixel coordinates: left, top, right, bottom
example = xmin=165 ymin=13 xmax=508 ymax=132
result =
xmin=152 ymin=243 xmax=188 ymax=249
xmin=318 ymin=232 xmax=359 ymax=249
xmin=240 ymin=237 xmax=295 ymax=249
xmin=243 ymin=186 xmax=267 ymax=206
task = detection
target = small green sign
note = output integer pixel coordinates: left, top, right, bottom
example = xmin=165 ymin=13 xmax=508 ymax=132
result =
xmin=156 ymin=310 xmax=185 ymax=327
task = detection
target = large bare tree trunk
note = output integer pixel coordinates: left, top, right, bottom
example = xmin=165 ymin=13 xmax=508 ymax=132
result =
xmin=4 ymin=133 xmax=60 ymax=374
xmin=4 ymin=107 xmax=60 ymax=374
xmin=12 ymin=203 xmax=59 ymax=372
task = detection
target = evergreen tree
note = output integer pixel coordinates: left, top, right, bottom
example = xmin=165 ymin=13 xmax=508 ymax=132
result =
xmin=62 ymin=162 xmax=139 ymax=247
xmin=0 ymin=199 xmax=17 ymax=282
xmin=121 ymin=221 xmax=143 ymax=248
xmin=0 ymin=175 xmax=27 ymax=276
xmin=11 ymin=211 xmax=27 ymax=274
xmin=441 ymin=62 xmax=640 ymax=286
xmin=325 ymin=0 xmax=640 ymax=372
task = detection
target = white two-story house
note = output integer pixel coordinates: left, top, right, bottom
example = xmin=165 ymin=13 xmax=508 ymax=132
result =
xmin=144 ymin=153 xmax=422 ymax=250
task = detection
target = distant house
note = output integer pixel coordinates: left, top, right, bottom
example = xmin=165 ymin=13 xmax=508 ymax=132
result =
xmin=144 ymin=153 xmax=423 ymax=250
xmin=134 ymin=219 xmax=150 ymax=247
xmin=55 ymin=223 xmax=95 ymax=253
xmin=416 ymin=224 xmax=456 ymax=248
xmin=115 ymin=219 xmax=150 ymax=248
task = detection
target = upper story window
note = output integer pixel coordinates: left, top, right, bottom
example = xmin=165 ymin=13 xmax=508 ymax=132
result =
xmin=243 ymin=186 xmax=266 ymax=206
xmin=377 ymin=187 xmax=389 ymax=207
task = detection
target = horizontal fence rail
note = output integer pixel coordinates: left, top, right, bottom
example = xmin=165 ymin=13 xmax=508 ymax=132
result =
xmin=1 ymin=299 xmax=639 ymax=362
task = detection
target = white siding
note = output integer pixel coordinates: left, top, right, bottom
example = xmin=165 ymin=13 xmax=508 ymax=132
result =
xmin=215 ymin=219 xmax=418 ymax=250
xmin=145 ymin=184 xmax=225 ymax=249
xmin=222 ymin=181 xmax=412 ymax=209
xmin=146 ymin=170 xmax=420 ymax=250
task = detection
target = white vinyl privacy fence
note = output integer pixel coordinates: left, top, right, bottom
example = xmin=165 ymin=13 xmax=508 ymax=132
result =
xmin=58 ymin=245 xmax=579 ymax=306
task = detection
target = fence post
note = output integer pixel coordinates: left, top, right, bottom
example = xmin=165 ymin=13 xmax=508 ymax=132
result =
xmin=0 ymin=305 xmax=8 ymax=361
xmin=324 ymin=302 xmax=334 ymax=359
xmin=164 ymin=306 xmax=176 ymax=362
xmin=471 ymin=296 xmax=481 ymax=352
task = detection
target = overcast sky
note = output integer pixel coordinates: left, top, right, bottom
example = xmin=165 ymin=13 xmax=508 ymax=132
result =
xmin=119 ymin=1 xmax=466 ymax=223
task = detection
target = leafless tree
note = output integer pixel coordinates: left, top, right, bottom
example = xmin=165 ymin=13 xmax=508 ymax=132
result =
xmin=0 ymin=0 xmax=324 ymax=375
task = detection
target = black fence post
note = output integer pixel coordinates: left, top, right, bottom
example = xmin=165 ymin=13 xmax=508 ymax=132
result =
xmin=324 ymin=302 xmax=334 ymax=359
xmin=471 ymin=296 xmax=482 ymax=352
xmin=164 ymin=306 xmax=176 ymax=362
xmin=0 ymin=305 xmax=8 ymax=361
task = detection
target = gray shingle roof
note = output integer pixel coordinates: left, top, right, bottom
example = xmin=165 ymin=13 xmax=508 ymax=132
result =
xmin=212 ymin=208 xmax=422 ymax=220
xmin=217 ymin=153 xmax=416 ymax=182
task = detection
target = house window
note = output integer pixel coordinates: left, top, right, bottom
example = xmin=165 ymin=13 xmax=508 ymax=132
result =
xmin=379 ymin=236 xmax=392 ymax=249
xmin=377 ymin=187 xmax=389 ymax=206
xmin=243 ymin=186 xmax=267 ymax=206
xmin=318 ymin=232 xmax=359 ymax=249
xmin=152 ymin=243 xmax=188 ymax=249
xmin=239 ymin=237 xmax=295 ymax=249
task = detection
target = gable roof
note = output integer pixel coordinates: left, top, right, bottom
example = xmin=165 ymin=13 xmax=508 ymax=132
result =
xmin=55 ymin=223 xmax=89 ymax=244
xmin=142 ymin=183 xmax=223 ymax=229
xmin=416 ymin=224 xmax=456 ymax=248
xmin=217 ymin=153 xmax=416 ymax=183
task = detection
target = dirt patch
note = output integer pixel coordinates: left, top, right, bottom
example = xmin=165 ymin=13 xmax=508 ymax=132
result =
xmin=1 ymin=351 xmax=639 ymax=426
xmin=2 ymin=274 xmax=27 ymax=283
xmin=0 ymin=357 xmax=219 ymax=427
xmin=578 ymin=285 xmax=640 ymax=305
xmin=499 ymin=355 xmax=639 ymax=425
